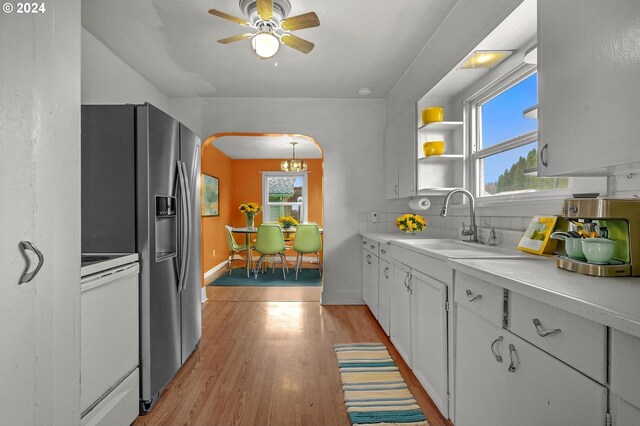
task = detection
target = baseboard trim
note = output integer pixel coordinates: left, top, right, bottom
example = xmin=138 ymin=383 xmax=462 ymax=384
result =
xmin=204 ymin=261 xmax=229 ymax=286
xmin=321 ymin=290 xmax=365 ymax=305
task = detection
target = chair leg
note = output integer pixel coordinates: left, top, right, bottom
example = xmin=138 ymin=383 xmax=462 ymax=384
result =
xmin=317 ymin=252 xmax=323 ymax=277
xmin=254 ymin=256 xmax=263 ymax=280
xmin=228 ymin=251 xmax=233 ymax=276
xmin=295 ymin=253 xmax=301 ymax=280
xmin=280 ymin=253 xmax=287 ymax=280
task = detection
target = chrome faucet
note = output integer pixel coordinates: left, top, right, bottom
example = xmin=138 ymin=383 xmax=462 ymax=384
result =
xmin=441 ymin=188 xmax=478 ymax=243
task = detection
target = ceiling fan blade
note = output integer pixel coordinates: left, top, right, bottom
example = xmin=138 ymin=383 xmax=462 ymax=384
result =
xmin=281 ymin=12 xmax=320 ymax=31
xmin=208 ymin=9 xmax=251 ymax=27
xmin=256 ymin=0 xmax=273 ymax=21
xmin=218 ymin=33 xmax=254 ymax=44
xmin=281 ymin=34 xmax=314 ymax=54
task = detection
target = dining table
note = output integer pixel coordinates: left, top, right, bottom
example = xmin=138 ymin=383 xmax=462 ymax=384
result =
xmin=230 ymin=226 xmax=323 ymax=277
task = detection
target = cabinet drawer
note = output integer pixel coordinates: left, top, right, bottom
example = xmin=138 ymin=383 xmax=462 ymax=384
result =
xmin=455 ymin=272 xmax=504 ymax=327
xmin=611 ymin=330 xmax=640 ymax=408
xmin=509 ymin=292 xmax=606 ymax=384
xmin=362 ymin=237 xmax=379 ymax=256
xmin=390 ymin=244 xmax=453 ymax=285
xmin=379 ymin=242 xmax=392 ymax=262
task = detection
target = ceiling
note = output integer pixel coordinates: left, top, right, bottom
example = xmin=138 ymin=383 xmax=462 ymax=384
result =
xmin=82 ymin=0 xmax=458 ymax=98
xmin=213 ymin=134 xmax=322 ymax=159
xmin=425 ymin=0 xmax=537 ymax=99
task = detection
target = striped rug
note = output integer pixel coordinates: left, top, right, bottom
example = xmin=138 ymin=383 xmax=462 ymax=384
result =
xmin=334 ymin=343 xmax=429 ymax=426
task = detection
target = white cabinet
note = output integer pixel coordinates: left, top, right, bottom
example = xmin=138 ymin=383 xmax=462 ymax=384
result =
xmin=390 ymin=261 xmax=412 ymax=365
xmin=410 ymin=270 xmax=448 ymax=417
xmin=384 ymin=106 xmax=417 ymax=199
xmin=538 ymin=0 xmax=640 ymax=176
xmin=610 ymin=329 xmax=640 ymax=424
xmin=362 ymin=249 xmax=379 ymax=319
xmin=398 ymin=107 xmax=417 ymax=198
xmin=455 ymin=305 xmax=607 ymax=426
xmin=384 ymin=118 xmax=400 ymax=199
xmin=377 ymin=259 xmax=392 ymax=336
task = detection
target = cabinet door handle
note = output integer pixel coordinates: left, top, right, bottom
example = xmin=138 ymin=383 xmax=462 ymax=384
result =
xmin=381 ymin=248 xmax=386 ymax=255
xmin=465 ymin=289 xmax=482 ymax=302
xmin=507 ymin=344 xmax=519 ymax=373
xmin=490 ymin=336 xmax=504 ymax=363
xmin=407 ymin=272 xmax=412 ymax=295
xmin=366 ymin=254 xmax=372 ymax=265
xmin=533 ymin=318 xmax=561 ymax=337
xmin=19 ymin=241 xmax=45 ymax=284
xmin=394 ymin=185 xmax=399 ymax=195
xmin=384 ymin=267 xmax=389 ymax=279
xmin=540 ymin=144 xmax=549 ymax=168
xmin=371 ymin=244 xmax=376 ymax=250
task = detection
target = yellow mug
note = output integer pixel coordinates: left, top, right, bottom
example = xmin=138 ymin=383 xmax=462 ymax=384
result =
xmin=421 ymin=106 xmax=444 ymax=125
xmin=423 ymin=141 xmax=445 ymax=156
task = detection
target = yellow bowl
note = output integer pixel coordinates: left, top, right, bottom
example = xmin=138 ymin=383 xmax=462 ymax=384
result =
xmin=421 ymin=106 xmax=444 ymax=125
xmin=423 ymin=141 xmax=445 ymax=156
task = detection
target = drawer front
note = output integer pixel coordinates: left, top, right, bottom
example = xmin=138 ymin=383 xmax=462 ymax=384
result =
xmin=611 ymin=395 xmax=640 ymax=426
xmin=81 ymin=368 xmax=139 ymax=426
xmin=390 ymin=244 xmax=453 ymax=285
xmin=509 ymin=292 xmax=606 ymax=384
xmin=611 ymin=330 xmax=640 ymax=408
xmin=379 ymin=242 xmax=392 ymax=263
xmin=455 ymin=272 xmax=504 ymax=327
xmin=362 ymin=237 xmax=379 ymax=257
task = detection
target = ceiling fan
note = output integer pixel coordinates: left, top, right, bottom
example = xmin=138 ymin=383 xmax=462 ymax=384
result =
xmin=208 ymin=0 xmax=319 ymax=59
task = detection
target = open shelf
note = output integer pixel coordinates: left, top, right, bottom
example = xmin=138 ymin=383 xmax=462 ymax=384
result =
xmin=418 ymin=154 xmax=463 ymax=161
xmin=417 ymin=187 xmax=459 ymax=195
xmin=418 ymin=121 xmax=463 ymax=132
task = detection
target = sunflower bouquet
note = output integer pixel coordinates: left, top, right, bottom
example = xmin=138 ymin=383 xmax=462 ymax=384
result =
xmin=239 ymin=202 xmax=261 ymax=227
xmin=279 ymin=216 xmax=299 ymax=229
xmin=395 ymin=213 xmax=427 ymax=233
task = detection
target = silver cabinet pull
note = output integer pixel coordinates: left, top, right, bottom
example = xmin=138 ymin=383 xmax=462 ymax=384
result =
xmin=466 ymin=289 xmax=482 ymax=302
xmin=384 ymin=267 xmax=389 ymax=279
xmin=394 ymin=184 xmax=399 ymax=195
xmin=490 ymin=336 xmax=504 ymax=363
xmin=366 ymin=254 xmax=372 ymax=265
xmin=371 ymin=244 xmax=376 ymax=250
xmin=407 ymin=272 xmax=412 ymax=295
xmin=19 ymin=241 xmax=45 ymax=284
xmin=540 ymin=144 xmax=549 ymax=167
xmin=381 ymin=248 xmax=386 ymax=255
xmin=533 ymin=318 xmax=561 ymax=337
xmin=507 ymin=344 xmax=519 ymax=373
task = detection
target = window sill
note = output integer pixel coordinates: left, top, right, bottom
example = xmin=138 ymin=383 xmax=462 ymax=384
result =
xmin=446 ymin=192 xmax=568 ymax=217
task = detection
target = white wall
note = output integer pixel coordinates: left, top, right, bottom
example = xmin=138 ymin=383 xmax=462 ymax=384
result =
xmin=169 ymin=96 xmax=407 ymax=304
xmin=385 ymin=0 xmax=522 ymax=123
xmin=81 ymin=29 xmax=170 ymax=111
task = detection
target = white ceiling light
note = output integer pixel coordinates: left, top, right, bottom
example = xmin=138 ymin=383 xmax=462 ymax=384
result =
xmin=459 ymin=50 xmax=513 ymax=69
xmin=252 ymin=30 xmax=280 ymax=59
xmin=358 ymin=88 xmax=372 ymax=96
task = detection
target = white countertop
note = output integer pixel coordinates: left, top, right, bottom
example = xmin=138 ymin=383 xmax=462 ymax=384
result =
xmin=359 ymin=230 xmax=640 ymax=338
xmin=360 ymin=229 xmax=455 ymax=244
xmin=449 ymin=257 xmax=640 ymax=338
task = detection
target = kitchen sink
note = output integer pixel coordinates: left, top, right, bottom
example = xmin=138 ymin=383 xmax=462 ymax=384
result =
xmin=393 ymin=239 xmax=537 ymax=259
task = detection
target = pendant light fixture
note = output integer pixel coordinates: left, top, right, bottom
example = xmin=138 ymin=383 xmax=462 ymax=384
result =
xmin=281 ymin=141 xmax=307 ymax=172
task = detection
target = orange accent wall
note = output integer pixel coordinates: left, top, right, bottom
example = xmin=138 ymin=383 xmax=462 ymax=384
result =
xmin=230 ymin=159 xmax=323 ymax=227
xmin=200 ymin=145 xmax=234 ymax=284
xmin=200 ymin=148 xmax=323 ymax=287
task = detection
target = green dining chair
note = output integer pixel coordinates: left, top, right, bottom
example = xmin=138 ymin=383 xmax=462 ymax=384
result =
xmin=254 ymin=224 xmax=287 ymax=280
xmin=292 ymin=223 xmax=323 ymax=280
xmin=225 ymin=225 xmax=254 ymax=276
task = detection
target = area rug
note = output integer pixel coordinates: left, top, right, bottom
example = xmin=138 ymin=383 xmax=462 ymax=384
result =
xmin=210 ymin=268 xmax=322 ymax=287
xmin=334 ymin=343 xmax=429 ymax=426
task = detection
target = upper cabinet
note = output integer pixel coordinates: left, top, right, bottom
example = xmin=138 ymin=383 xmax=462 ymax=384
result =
xmin=384 ymin=106 xmax=417 ymax=199
xmin=538 ymin=0 xmax=640 ymax=176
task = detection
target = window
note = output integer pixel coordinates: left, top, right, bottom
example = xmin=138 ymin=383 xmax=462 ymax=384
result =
xmin=469 ymin=68 xmax=569 ymax=199
xmin=262 ymin=172 xmax=308 ymax=223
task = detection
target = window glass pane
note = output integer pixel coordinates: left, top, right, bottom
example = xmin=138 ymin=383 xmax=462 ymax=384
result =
xmin=481 ymin=73 xmax=537 ymax=149
xmin=480 ymin=142 xmax=569 ymax=196
xmin=269 ymin=204 xmax=301 ymax=223
xmin=267 ymin=176 xmax=303 ymax=202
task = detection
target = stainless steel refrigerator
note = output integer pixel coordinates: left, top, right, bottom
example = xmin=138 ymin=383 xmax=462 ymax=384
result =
xmin=81 ymin=103 xmax=202 ymax=413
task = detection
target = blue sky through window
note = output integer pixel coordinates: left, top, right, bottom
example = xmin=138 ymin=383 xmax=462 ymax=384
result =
xmin=481 ymin=73 xmax=537 ymax=183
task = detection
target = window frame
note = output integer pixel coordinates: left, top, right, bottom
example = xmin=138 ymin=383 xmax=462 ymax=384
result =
xmin=465 ymin=63 xmax=572 ymax=202
xmin=261 ymin=171 xmax=309 ymax=223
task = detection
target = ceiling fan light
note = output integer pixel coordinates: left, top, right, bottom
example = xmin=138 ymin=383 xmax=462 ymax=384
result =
xmin=252 ymin=32 xmax=280 ymax=58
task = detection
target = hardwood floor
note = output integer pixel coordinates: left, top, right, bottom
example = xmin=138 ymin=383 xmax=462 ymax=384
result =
xmin=134 ymin=288 xmax=451 ymax=426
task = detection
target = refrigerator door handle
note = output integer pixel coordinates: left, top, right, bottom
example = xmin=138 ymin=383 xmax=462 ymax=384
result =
xmin=176 ymin=160 xmax=189 ymax=292
xmin=179 ymin=161 xmax=192 ymax=292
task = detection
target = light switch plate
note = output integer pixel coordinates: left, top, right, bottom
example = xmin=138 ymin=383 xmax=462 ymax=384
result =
xmin=371 ymin=211 xmax=379 ymax=223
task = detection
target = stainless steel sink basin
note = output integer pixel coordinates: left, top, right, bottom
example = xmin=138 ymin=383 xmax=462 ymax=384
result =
xmin=394 ymin=239 xmax=536 ymax=259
